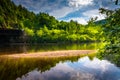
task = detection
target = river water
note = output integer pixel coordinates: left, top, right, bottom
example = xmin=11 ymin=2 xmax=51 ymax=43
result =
xmin=16 ymin=57 xmax=120 ymax=80
xmin=0 ymin=43 xmax=120 ymax=80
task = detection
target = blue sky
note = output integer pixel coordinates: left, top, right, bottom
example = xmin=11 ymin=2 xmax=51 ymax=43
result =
xmin=12 ymin=0 xmax=120 ymax=24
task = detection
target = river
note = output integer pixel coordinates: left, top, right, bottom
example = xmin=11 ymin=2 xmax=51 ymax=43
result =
xmin=0 ymin=43 xmax=120 ymax=80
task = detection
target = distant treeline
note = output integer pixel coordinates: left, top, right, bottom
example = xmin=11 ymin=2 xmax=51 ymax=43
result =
xmin=0 ymin=0 xmax=104 ymax=43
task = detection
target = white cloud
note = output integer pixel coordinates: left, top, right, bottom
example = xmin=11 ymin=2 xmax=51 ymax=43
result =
xmin=83 ymin=9 xmax=105 ymax=21
xmin=64 ymin=17 xmax=88 ymax=24
xmin=71 ymin=18 xmax=88 ymax=24
xmin=93 ymin=0 xmax=120 ymax=9
xmin=68 ymin=0 xmax=94 ymax=7
xmin=82 ymin=57 xmax=112 ymax=71
xmin=12 ymin=0 xmax=120 ymax=23
xmin=49 ymin=7 xmax=76 ymax=18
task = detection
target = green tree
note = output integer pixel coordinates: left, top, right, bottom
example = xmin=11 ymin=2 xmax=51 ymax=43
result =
xmin=97 ymin=8 xmax=120 ymax=66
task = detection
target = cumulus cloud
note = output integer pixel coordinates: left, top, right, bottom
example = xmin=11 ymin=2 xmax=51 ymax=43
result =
xmin=60 ymin=0 xmax=120 ymax=24
xmin=92 ymin=0 xmax=120 ymax=9
xmin=71 ymin=17 xmax=87 ymax=24
xmin=49 ymin=7 xmax=75 ymax=18
xmin=68 ymin=0 xmax=94 ymax=7
xmin=82 ymin=9 xmax=105 ymax=21
xmin=64 ymin=17 xmax=88 ymax=24
xmin=12 ymin=0 xmax=120 ymax=24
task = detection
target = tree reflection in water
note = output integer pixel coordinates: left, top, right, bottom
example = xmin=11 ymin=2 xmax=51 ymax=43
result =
xmin=15 ymin=57 xmax=120 ymax=80
xmin=0 ymin=55 xmax=86 ymax=80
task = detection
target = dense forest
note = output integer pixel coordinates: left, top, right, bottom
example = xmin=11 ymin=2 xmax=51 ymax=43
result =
xmin=0 ymin=0 xmax=104 ymax=43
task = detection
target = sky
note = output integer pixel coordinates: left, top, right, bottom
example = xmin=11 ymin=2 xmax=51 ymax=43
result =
xmin=12 ymin=0 xmax=120 ymax=24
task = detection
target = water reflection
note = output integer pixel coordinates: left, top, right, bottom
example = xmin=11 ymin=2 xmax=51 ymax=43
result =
xmin=0 ymin=56 xmax=83 ymax=80
xmin=0 ymin=43 xmax=103 ymax=54
xmin=16 ymin=57 xmax=120 ymax=80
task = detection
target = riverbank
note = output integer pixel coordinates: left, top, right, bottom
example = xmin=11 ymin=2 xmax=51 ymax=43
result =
xmin=1 ymin=50 xmax=97 ymax=58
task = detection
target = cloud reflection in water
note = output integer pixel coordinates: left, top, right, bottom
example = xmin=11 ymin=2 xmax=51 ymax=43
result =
xmin=16 ymin=57 xmax=120 ymax=80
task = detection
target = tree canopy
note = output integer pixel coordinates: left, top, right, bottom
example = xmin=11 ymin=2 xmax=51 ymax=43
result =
xmin=0 ymin=0 xmax=103 ymax=43
xmin=97 ymin=8 xmax=120 ymax=66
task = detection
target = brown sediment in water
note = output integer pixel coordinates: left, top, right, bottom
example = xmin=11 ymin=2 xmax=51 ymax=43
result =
xmin=1 ymin=50 xmax=97 ymax=58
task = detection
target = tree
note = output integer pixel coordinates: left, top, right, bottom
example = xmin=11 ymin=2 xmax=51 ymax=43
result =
xmin=98 ymin=8 xmax=120 ymax=66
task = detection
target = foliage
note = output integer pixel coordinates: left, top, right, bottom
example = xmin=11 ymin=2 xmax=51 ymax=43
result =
xmin=97 ymin=8 xmax=120 ymax=66
xmin=0 ymin=0 xmax=104 ymax=43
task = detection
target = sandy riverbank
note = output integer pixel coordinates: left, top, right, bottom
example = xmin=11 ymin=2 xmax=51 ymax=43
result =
xmin=1 ymin=50 xmax=97 ymax=58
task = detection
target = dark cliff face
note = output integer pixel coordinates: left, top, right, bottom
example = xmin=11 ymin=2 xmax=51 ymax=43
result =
xmin=0 ymin=29 xmax=24 ymax=36
xmin=0 ymin=29 xmax=25 ymax=43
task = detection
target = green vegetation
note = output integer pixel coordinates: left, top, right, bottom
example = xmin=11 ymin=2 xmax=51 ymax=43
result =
xmin=1 ymin=0 xmax=120 ymax=66
xmin=0 ymin=0 xmax=103 ymax=43
xmin=97 ymin=8 xmax=120 ymax=66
